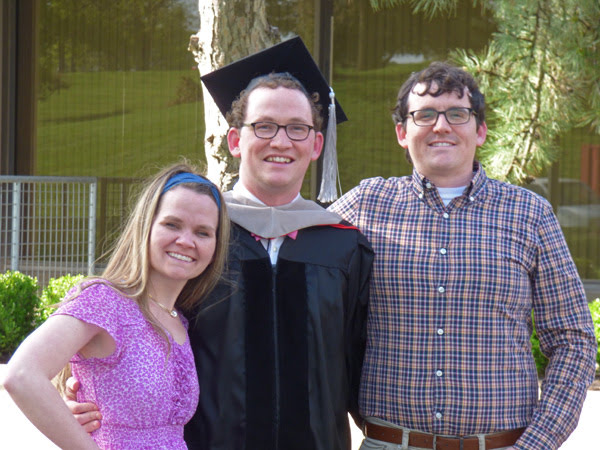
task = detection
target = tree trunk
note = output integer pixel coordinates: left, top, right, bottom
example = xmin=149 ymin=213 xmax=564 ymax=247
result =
xmin=189 ymin=0 xmax=275 ymax=191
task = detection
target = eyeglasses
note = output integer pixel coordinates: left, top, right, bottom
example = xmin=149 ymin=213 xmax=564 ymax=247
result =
xmin=408 ymin=107 xmax=476 ymax=126
xmin=243 ymin=122 xmax=314 ymax=141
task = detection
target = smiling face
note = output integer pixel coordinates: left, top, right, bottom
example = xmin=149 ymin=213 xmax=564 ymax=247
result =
xmin=227 ymin=86 xmax=324 ymax=206
xmin=396 ymin=82 xmax=487 ymax=187
xmin=148 ymin=186 xmax=219 ymax=292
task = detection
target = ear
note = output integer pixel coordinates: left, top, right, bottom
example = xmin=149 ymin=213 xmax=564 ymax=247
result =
xmin=395 ymin=123 xmax=409 ymax=149
xmin=227 ymin=127 xmax=242 ymax=158
xmin=476 ymin=121 xmax=488 ymax=147
xmin=310 ymin=131 xmax=324 ymax=161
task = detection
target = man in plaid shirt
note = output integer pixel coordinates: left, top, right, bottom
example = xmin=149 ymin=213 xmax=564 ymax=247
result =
xmin=330 ymin=62 xmax=597 ymax=450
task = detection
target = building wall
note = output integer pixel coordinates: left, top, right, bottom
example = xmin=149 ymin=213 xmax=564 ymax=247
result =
xmin=1 ymin=0 xmax=599 ymax=285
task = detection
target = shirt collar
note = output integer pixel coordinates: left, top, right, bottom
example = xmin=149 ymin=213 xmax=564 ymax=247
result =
xmin=411 ymin=161 xmax=488 ymax=203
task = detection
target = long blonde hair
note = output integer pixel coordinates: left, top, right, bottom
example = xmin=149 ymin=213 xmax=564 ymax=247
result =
xmin=55 ymin=162 xmax=229 ymax=393
xmin=101 ymin=161 xmax=229 ymax=313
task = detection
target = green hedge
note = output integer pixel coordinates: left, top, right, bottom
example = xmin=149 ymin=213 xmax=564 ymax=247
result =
xmin=589 ymin=299 xmax=600 ymax=367
xmin=0 ymin=271 xmax=39 ymax=360
xmin=37 ymin=274 xmax=85 ymax=326
xmin=0 ymin=271 xmax=84 ymax=362
xmin=1 ymin=270 xmax=600 ymax=375
xmin=532 ymin=299 xmax=600 ymax=376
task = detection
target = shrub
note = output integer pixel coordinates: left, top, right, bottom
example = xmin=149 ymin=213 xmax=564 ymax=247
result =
xmin=0 ymin=271 xmax=39 ymax=361
xmin=532 ymin=299 xmax=600 ymax=377
xmin=589 ymin=298 xmax=600 ymax=367
xmin=530 ymin=318 xmax=549 ymax=377
xmin=37 ymin=274 xmax=85 ymax=326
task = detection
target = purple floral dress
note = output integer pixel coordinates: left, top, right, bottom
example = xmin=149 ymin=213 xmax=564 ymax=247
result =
xmin=53 ymin=282 xmax=199 ymax=449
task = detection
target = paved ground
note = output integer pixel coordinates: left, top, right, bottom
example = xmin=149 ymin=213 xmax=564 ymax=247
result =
xmin=0 ymin=365 xmax=597 ymax=449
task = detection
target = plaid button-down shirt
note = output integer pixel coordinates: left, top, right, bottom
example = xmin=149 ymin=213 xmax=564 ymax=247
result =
xmin=329 ymin=164 xmax=597 ymax=449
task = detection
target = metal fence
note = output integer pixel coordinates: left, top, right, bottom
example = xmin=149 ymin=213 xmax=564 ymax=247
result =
xmin=0 ymin=176 xmax=97 ymax=287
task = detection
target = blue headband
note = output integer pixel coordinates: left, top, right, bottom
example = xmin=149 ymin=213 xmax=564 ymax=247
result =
xmin=161 ymin=172 xmax=221 ymax=209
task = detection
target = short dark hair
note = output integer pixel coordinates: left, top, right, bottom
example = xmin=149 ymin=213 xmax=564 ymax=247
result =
xmin=226 ymin=72 xmax=323 ymax=131
xmin=392 ymin=61 xmax=486 ymax=128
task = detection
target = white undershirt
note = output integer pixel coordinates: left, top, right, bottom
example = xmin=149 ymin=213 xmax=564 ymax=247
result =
xmin=232 ymin=183 xmax=300 ymax=265
xmin=437 ymin=186 xmax=467 ymax=206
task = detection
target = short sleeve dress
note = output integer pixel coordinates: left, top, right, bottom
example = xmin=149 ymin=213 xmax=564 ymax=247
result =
xmin=53 ymin=282 xmax=199 ymax=449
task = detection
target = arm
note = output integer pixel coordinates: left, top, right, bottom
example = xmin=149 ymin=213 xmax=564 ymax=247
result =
xmin=345 ymin=231 xmax=374 ymax=428
xmin=3 ymin=314 xmax=106 ymax=449
xmin=514 ymin=208 xmax=597 ymax=449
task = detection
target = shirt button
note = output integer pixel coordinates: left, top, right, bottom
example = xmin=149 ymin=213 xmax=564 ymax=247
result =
xmin=419 ymin=193 xmax=424 ymax=199
xmin=440 ymin=248 xmax=447 ymax=255
xmin=435 ymin=412 xmax=443 ymax=419
xmin=436 ymin=370 xmax=443 ymax=377
xmin=272 ymin=246 xmax=278 ymax=252
xmin=438 ymin=286 xmax=445 ymax=293
xmin=437 ymin=328 xmax=444 ymax=335
xmin=443 ymin=212 xmax=449 ymax=219
xmin=469 ymin=196 xmax=475 ymax=202
xmin=426 ymin=182 xmax=432 ymax=189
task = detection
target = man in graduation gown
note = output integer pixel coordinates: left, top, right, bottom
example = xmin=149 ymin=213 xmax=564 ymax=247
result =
xmin=65 ymin=38 xmax=372 ymax=450
xmin=185 ymin=38 xmax=373 ymax=450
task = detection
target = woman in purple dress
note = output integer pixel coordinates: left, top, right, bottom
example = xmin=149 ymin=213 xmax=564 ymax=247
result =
xmin=3 ymin=162 xmax=230 ymax=449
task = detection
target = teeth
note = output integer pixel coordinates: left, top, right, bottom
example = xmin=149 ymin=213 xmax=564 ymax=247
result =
xmin=431 ymin=142 xmax=453 ymax=147
xmin=266 ymin=156 xmax=291 ymax=163
xmin=168 ymin=252 xmax=192 ymax=262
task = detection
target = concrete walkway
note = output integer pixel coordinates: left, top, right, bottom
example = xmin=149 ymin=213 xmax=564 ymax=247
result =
xmin=1 ymin=365 xmax=597 ymax=449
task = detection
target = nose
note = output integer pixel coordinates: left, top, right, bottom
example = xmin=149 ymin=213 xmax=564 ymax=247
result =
xmin=175 ymin=229 xmax=195 ymax=247
xmin=270 ymin=126 xmax=293 ymax=147
xmin=432 ymin=112 xmax=452 ymax=133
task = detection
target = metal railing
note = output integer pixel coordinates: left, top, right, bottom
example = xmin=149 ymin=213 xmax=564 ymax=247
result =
xmin=1 ymin=176 xmax=97 ymax=287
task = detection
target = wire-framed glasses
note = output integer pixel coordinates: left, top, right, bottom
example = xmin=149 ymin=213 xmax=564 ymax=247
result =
xmin=243 ymin=121 xmax=314 ymax=141
xmin=408 ymin=107 xmax=476 ymax=126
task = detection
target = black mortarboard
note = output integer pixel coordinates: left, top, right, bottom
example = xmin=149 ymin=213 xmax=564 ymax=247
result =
xmin=201 ymin=36 xmax=345 ymax=203
xmin=201 ymin=36 xmax=347 ymax=127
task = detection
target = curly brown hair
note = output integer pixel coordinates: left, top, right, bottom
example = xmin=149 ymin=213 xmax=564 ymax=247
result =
xmin=226 ymin=72 xmax=324 ymax=131
xmin=393 ymin=61 xmax=486 ymax=128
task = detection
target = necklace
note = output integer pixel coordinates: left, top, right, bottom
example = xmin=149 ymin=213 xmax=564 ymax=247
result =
xmin=148 ymin=294 xmax=178 ymax=318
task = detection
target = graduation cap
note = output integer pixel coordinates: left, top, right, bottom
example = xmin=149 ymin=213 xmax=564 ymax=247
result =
xmin=201 ymin=36 xmax=346 ymax=203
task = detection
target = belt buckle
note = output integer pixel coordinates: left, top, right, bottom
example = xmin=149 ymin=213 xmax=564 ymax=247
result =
xmin=434 ymin=435 xmax=465 ymax=450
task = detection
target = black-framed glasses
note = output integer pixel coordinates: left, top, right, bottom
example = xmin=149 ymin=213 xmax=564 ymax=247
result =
xmin=243 ymin=121 xmax=314 ymax=141
xmin=408 ymin=107 xmax=476 ymax=126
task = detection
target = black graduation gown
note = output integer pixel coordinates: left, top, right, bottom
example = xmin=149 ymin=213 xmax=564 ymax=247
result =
xmin=184 ymin=221 xmax=373 ymax=450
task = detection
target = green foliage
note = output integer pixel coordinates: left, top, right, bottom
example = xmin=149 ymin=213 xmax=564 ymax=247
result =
xmin=0 ymin=271 xmax=40 ymax=360
xmin=532 ymin=300 xmax=600 ymax=377
xmin=369 ymin=0 xmax=459 ymax=18
xmin=0 ymin=272 xmax=85 ymax=361
xmin=37 ymin=274 xmax=85 ymax=326
xmin=530 ymin=320 xmax=550 ymax=377
xmin=370 ymin=0 xmax=600 ymax=184
xmin=452 ymin=0 xmax=600 ymax=184
xmin=589 ymin=299 xmax=600 ymax=366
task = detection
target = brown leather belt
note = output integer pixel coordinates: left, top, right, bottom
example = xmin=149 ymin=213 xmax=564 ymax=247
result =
xmin=364 ymin=422 xmax=525 ymax=450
